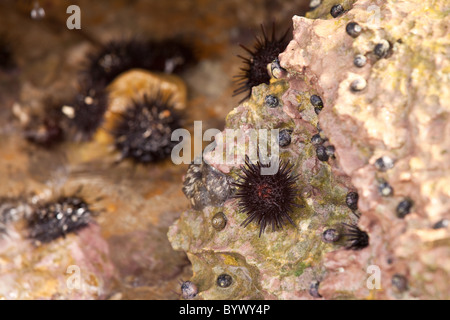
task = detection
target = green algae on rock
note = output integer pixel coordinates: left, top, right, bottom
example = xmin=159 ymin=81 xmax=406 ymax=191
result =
xmin=169 ymin=76 xmax=359 ymax=299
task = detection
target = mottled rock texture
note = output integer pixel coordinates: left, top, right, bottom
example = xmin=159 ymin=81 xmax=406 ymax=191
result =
xmin=0 ymin=0 xmax=309 ymax=300
xmin=0 ymin=223 xmax=114 ymax=299
xmin=170 ymin=0 xmax=450 ymax=299
xmin=170 ymin=78 xmax=360 ymax=299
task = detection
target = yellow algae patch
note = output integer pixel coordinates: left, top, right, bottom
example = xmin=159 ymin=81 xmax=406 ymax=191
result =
xmin=107 ymin=69 xmax=187 ymax=113
xmin=222 ymin=254 xmax=240 ymax=267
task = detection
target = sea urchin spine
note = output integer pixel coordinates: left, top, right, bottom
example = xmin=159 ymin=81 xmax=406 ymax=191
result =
xmin=233 ymin=156 xmax=299 ymax=237
xmin=233 ymin=24 xmax=290 ymax=100
xmin=342 ymin=223 xmax=369 ymax=250
xmin=112 ymin=93 xmax=181 ymax=163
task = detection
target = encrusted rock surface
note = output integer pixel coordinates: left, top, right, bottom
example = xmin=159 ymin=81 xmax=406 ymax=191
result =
xmin=169 ymin=79 xmax=360 ymax=299
xmin=169 ymin=0 xmax=450 ymax=299
xmin=0 ymin=223 xmax=114 ymax=299
xmin=0 ymin=0 xmax=309 ymax=300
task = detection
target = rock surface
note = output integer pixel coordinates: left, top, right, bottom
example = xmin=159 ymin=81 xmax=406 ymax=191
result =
xmin=0 ymin=0 xmax=309 ymax=300
xmin=169 ymin=0 xmax=450 ymax=299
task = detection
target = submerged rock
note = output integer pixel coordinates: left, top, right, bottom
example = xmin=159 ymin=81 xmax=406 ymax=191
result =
xmin=170 ymin=0 xmax=450 ymax=300
xmin=169 ymin=78 xmax=359 ymax=299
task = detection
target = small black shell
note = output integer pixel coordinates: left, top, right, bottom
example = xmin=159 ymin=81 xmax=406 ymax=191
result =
xmin=396 ymin=199 xmax=413 ymax=218
xmin=330 ymin=4 xmax=344 ymax=18
xmin=216 ymin=274 xmax=233 ymax=288
xmin=346 ymin=22 xmax=362 ymax=38
xmin=345 ymin=192 xmax=359 ymax=211
xmin=316 ymin=145 xmax=329 ymax=161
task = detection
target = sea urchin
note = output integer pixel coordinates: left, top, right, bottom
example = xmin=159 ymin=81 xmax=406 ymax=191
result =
xmin=233 ymin=24 xmax=290 ymax=100
xmin=83 ymin=38 xmax=195 ymax=87
xmin=113 ymin=93 xmax=181 ymax=163
xmin=233 ymin=156 xmax=299 ymax=237
xmin=28 ymin=196 xmax=93 ymax=244
xmin=342 ymin=223 xmax=369 ymax=250
xmin=62 ymin=84 xmax=108 ymax=142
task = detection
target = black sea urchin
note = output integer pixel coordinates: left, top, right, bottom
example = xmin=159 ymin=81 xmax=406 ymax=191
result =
xmin=28 ymin=196 xmax=93 ymax=244
xmin=233 ymin=156 xmax=299 ymax=237
xmin=233 ymin=24 xmax=290 ymax=100
xmin=342 ymin=223 xmax=369 ymax=250
xmin=0 ymin=35 xmax=15 ymax=70
xmin=84 ymin=38 xmax=195 ymax=86
xmin=113 ymin=93 xmax=180 ymax=163
xmin=62 ymin=84 xmax=108 ymax=141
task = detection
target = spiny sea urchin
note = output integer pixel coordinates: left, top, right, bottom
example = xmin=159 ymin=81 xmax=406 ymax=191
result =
xmin=112 ymin=93 xmax=181 ymax=163
xmin=342 ymin=223 xmax=369 ymax=250
xmin=233 ymin=24 xmax=290 ymax=100
xmin=83 ymin=38 xmax=195 ymax=87
xmin=27 ymin=196 xmax=94 ymax=244
xmin=62 ymin=84 xmax=108 ymax=141
xmin=233 ymin=156 xmax=299 ymax=237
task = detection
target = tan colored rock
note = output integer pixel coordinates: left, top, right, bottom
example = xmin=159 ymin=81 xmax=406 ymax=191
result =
xmin=280 ymin=0 xmax=450 ymax=299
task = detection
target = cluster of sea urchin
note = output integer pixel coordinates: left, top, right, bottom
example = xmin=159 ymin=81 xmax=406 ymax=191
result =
xmin=233 ymin=24 xmax=291 ymax=100
xmin=30 ymin=38 xmax=194 ymax=149
xmin=112 ymin=93 xmax=181 ymax=163
xmin=67 ymin=38 xmax=192 ymax=143
xmin=233 ymin=156 xmax=299 ymax=237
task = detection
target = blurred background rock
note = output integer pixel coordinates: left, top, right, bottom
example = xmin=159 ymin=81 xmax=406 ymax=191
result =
xmin=0 ymin=0 xmax=310 ymax=299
